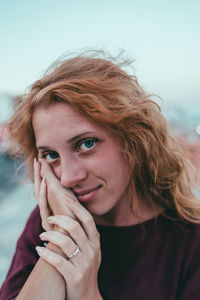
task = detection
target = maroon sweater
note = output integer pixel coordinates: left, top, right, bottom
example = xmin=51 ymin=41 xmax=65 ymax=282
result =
xmin=1 ymin=206 xmax=200 ymax=299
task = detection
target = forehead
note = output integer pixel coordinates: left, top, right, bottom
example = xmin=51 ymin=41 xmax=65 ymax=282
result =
xmin=32 ymin=103 xmax=106 ymax=145
xmin=32 ymin=102 xmax=91 ymax=127
xmin=32 ymin=102 xmax=121 ymax=150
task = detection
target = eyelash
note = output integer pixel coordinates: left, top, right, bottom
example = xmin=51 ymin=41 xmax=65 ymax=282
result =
xmin=42 ymin=151 xmax=59 ymax=162
xmin=41 ymin=138 xmax=98 ymax=162
xmin=76 ymin=138 xmax=98 ymax=153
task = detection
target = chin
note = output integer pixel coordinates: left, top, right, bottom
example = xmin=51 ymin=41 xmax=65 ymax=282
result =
xmin=83 ymin=202 xmax=109 ymax=216
xmin=87 ymin=203 xmax=116 ymax=222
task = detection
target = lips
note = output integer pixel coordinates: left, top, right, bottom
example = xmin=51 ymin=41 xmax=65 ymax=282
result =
xmin=74 ymin=185 xmax=102 ymax=202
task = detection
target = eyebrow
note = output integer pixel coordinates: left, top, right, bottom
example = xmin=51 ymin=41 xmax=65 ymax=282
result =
xmin=37 ymin=131 xmax=96 ymax=150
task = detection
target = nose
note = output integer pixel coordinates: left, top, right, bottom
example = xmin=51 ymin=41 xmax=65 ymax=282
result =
xmin=60 ymin=157 xmax=88 ymax=188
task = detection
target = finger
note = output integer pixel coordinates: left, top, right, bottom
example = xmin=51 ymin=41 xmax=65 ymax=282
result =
xmin=34 ymin=158 xmax=42 ymax=200
xmin=35 ymin=246 xmax=75 ymax=281
xmin=39 ymin=158 xmax=60 ymax=189
xmin=39 ymin=179 xmax=53 ymax=231
xmin=47 ymin=215 xmax=89 ymax=252
xmin=63 ymin=195 xmax=99 ymax=242
xmin=39 ymin=231 xmax=80 ymax=259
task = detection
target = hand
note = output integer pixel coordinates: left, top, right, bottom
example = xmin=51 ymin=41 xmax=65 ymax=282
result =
xmin=39 ymin=159 xmax=77 ymax=217
xmin=36 ymin=196 xmax=102 ymax=300
xmin=34 ymin=158 xmax=76 ymax=230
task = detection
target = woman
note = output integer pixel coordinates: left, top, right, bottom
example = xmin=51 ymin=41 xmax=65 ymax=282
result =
xmin=1 ymin=51 xmax=200 ymax=299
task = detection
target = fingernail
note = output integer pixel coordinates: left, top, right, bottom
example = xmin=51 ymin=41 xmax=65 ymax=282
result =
xmin=47 ymin=216 xmax=53 ymax=223
xmin=39 ymin=232 xmax=46 ymax=239
xmin=35 ymin=246 xmax=45 ymax=255
xmin=41 ymin=177 xmax=45 ymax=186
xmin=34 ymin=158 xmax=37 ymax=169
xmin=39 ymin=158 xmax=43 ymax=164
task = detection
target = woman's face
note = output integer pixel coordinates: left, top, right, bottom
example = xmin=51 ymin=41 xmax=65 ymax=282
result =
xmin=32 ymin=102 xmax=131 ymax=225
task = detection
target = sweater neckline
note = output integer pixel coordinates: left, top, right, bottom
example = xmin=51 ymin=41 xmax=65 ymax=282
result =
xmin=96 ymin=210 xmax=170 ymax=230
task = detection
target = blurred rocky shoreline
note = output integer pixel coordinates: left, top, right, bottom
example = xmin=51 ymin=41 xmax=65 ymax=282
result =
xmin=0 ymin=153 xmax=19 ymax=200
xmin=0 ymin=153 xmax=36 ymax=285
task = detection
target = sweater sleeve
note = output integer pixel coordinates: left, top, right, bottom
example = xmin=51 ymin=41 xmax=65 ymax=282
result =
xmin=0 ymin=206 xmax=43 ymax=300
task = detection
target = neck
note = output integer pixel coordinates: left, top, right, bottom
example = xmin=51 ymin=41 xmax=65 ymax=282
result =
xmin=94 ymin=199 xmax=163 ymax=227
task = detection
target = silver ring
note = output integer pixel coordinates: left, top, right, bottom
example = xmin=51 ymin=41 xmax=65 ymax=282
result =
xmin=68 ymin=246 xmax=80 ymax=259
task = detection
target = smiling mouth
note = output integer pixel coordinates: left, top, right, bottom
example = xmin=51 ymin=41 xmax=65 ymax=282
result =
xmin=74 ymin=185 xmax=102 ymax=202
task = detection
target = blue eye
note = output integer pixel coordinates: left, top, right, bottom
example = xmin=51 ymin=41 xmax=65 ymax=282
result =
xmin=78 ymin=138 xmax=97 ymax=152
xmin=43 ymin=151 xmax=59 ymax=162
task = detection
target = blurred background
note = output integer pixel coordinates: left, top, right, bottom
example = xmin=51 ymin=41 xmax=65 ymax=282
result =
xmin=0 ymin=0 xmax=200 ymax=286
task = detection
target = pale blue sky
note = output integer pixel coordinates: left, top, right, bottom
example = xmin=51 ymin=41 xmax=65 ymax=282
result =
xmin=0 ymin=0 xmax=200 ymax=107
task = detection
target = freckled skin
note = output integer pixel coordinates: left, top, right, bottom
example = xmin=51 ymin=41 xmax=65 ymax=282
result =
xmin=32 ymin=102 xmax=134 ymax=226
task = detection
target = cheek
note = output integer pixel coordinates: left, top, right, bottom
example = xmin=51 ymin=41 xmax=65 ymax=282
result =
xmin=89 ymin=149 xmax=129 ymax=179
xmin=107 ymin=154 xmax=130 ymax=186
xmin=104 ymin=149 xmax=128 ymax=173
